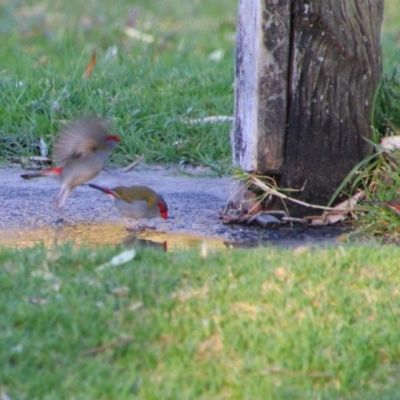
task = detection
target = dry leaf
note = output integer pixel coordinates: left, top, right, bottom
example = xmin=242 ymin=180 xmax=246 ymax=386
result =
xmin=128 ymin=301 xmax=143 ymax=311
xmin=310 ymin=218 xmax=326 ymax=226
xmin=200 ymin=242 xmax=217 ymax=258
xmin=104 ymin=46 xmax=118 ymax=62
xmin=124 ymin=27 xmax=155 ymax=44
xmin=171 ymin=284 xmax=209 ymax=302
xmin=84 ymin=51 xmax=97 ymax=78
xmin=111 ymin=286 xmax=130 ymax=296
xmin=326 ymin=190 xmax=365 ymax=224
xmin=208 ymin=48 xmax=225 ymax=62
xmin=380 ymin=136 xmax=400 ymax=151
xmin=197 ymin=332 xmax=223 ymax=360
xmin=231 ymin=302 xmax=259 ymax=320
xmin=274 ymin=267 xmax=286 ymax=280
xmin=38 ymin=55 xmax=49 ymax=65
xmin=96 ymin=249 xmax=136 ymax=271
xmin=40 ymin=138 xmax=48 ymax=157
xmin=293 ymin=246 xmax=310 ymax=256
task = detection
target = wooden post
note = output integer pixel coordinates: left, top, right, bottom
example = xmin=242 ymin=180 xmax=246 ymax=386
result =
xmin=232 ymin=0 xmax=383 ymax=215
xmin=232 ymin=0 xmax=291 ymax=173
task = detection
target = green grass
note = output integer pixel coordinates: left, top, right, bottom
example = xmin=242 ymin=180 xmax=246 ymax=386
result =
xmin=0 ymin=0 xmax=236 ymax=168
xmin=2 ymin=244 xmax=400 ymax=399
xmin=335 ymin=69 xmax=400 ymax=238
xmin=382 ymin=0 xmax=400 ymax=73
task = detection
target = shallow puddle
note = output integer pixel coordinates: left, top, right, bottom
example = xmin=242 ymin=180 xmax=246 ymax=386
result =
xmin=0 ymin=223 xmax=228 ymax=251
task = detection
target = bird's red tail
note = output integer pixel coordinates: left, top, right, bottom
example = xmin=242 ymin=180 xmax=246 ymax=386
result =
xmin=88 ymin=183 xmax=116 ymax=197
xmin=20 ymin=167 xmax=63 ymax=180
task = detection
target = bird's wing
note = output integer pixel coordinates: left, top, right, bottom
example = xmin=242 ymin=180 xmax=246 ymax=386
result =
xmin=116 ymin=186 xmax=156 ymax=206
xmin=54 ymin=117 xmax=109 ymax=165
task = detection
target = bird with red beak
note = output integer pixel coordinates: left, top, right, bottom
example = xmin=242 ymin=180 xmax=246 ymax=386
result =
xmin=88 ymin=183 xmax=168 ymax=230
xmin=20 ymin=117 xmax=121 ymax=209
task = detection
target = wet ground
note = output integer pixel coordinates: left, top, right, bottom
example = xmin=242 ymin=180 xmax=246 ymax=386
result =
xmin=0 ymin=164 xmax=349 ymax=249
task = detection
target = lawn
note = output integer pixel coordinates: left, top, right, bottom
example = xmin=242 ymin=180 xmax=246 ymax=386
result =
xmin=382 ymin=0 xmax=400 ymax=72
xmin=2 ymin=244 xmax=400 ymax=399
xmin=0 ymin=0 xmax=236 ymax=169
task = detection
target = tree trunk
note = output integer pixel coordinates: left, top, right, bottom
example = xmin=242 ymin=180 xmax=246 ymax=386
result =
xmin=232 ymin=0 xmax=383 ymax=216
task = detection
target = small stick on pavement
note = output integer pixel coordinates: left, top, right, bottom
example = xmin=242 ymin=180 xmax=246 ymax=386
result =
xmin=123 ymin=155 xmax=144 ymax=172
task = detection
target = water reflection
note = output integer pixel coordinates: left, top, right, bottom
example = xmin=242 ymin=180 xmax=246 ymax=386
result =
xmin=0 ymin=223 xmax=228 ymax=251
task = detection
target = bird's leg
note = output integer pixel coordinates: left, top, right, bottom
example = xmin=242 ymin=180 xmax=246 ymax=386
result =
xmin=137 ymin=223 xmax=157 ymax=230
xmin=124 ymin=218 xmax=156 ymax=231
xmin=56 ymin=185 xmax=71 ymax=209
xmin=124 ymin=218 xmax=142 ymax=232
xmin=54 ymin=186 xmax=70 ymax=222
xmin=53 ymin=201 xmax=66 ymax=223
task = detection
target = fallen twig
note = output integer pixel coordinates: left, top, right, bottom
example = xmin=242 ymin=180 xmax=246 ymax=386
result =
xmin=81 ymin=335 xmax=134 ymax=356
xmin=12 ymin=156 xmax=53 ymax=165
xmin=181 ymin=116 xmax=234 ymax=125
xmin=251 ymin=176 xmax=363 ymax=212
xmin=123 ymin=155 xmax=144 ymax=172
xmin=261 ymin=366 xmax=332 ymax=378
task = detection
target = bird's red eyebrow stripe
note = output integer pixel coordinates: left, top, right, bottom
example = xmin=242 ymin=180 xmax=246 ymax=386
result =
xmin=105 ymin=135 xmax=121 ymax=143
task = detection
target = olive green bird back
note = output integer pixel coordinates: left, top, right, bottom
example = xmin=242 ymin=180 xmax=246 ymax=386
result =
xmin=113 ymin=186 xmax=158 ymax=207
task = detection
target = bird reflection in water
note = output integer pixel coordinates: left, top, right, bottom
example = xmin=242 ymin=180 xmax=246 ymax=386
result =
xmin=0 ymin=223 xmax=227 ymax=251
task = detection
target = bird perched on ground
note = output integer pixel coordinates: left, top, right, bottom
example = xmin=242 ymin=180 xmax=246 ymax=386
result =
xmin=20 ymin=117 xmax=121 ymax=209
xmin=88 ymin=183 xmax=168 ymax=229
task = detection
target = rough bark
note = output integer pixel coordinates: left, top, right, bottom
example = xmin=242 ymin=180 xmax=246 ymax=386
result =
xmin=232 ymin=0 xmax=383 ymax=215
xmin=232 ymin=0 xmax=290 ymax=172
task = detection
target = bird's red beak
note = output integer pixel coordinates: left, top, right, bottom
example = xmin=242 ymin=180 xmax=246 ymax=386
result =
xmin=157 ymin=202 xmax=168 ymax=219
